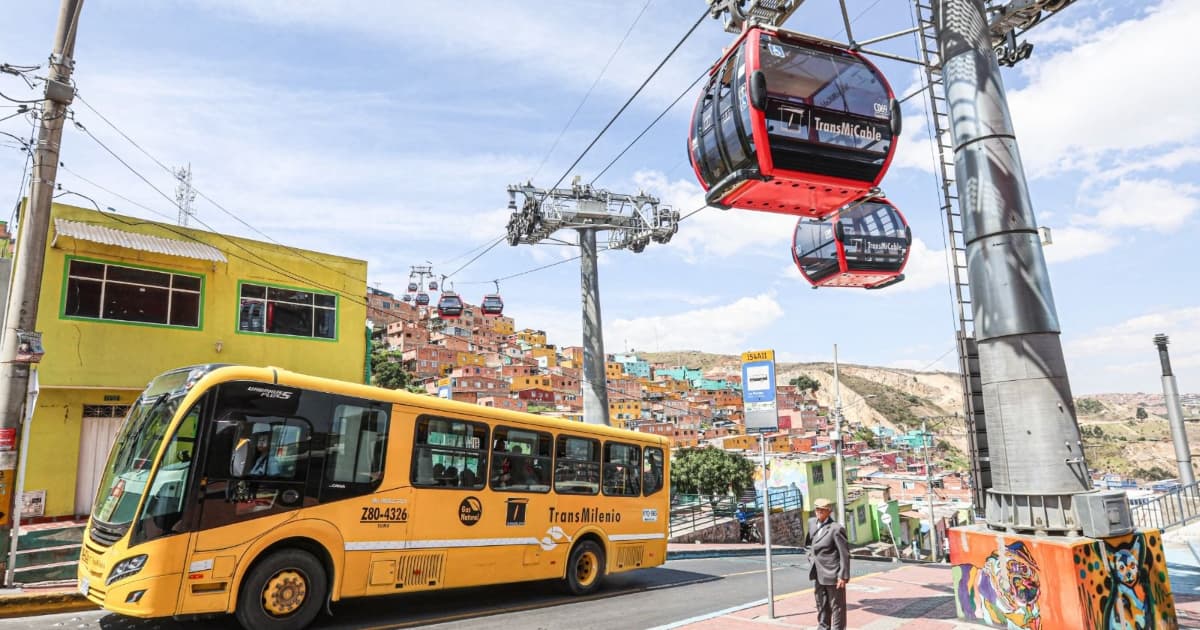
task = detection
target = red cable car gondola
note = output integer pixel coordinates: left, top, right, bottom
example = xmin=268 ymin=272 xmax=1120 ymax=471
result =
xmin=689 ymin=27 xmax=901 ymax=218
xmin=481 ymin=294 xmax=504 ymax=317
xmin=792 ymin=197 xmax=911 ymax=289
xmin=429 ymin=280 xmax=438 ymax=291
xmin=437 ymin=291 xmax=464 ymax=319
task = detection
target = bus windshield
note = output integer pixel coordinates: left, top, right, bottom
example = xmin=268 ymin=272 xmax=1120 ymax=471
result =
xmin=90 ymin=366 xmax=213 ymax=532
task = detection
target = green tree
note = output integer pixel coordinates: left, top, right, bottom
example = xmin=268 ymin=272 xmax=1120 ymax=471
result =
xmin=1136 ymin=406 xmax=1148 ymax=420
xmin=789 ymin=375 xmax=821 ymax=394
xmin=670 ymin=447 xmax=755 ymax=496
xmin=371 ymin=349 xmax=411 ymax=390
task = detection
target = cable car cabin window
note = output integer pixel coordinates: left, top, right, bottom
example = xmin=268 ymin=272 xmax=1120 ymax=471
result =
xmin=793 ymin=220 xmax=841 ymax=283
xmin=412 ymin=416 xmax=487 ymax=490
xmin=837 ymin=203 xmax=909 ymax=270
xmin=717 ymin=46 xmax=752 ymax=173
xmin=323 ymin=403 xmax=389 ymax=493
xmin=490 ymin=427 xmax=551 ymax=493
xmin=698 ymin=74 xmax=726 ymax=184
xmin=758 ymin=34 xmax=892 ymax=179
xmin=603 ymin=442 xmax=641 ymax=497
xmin=643 ymin=446 xmax=665 ymax=496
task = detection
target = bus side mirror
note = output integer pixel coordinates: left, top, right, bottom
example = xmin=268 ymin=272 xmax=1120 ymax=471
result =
xmin=231 ymin=435 xmax=254 ymax=478
xmin=750 ymin=70 xmax=767 ymax=111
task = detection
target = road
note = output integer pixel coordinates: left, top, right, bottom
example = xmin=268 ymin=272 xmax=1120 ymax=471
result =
xmin=0 ymin=555 xmax=900 ymax=629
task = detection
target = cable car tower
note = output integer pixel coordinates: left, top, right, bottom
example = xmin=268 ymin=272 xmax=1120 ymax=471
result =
xmin=505 ymin=178 xmax=679 ymax=425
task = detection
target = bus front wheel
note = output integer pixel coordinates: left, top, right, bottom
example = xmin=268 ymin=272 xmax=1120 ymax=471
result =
xmin=564 ymin=540 xmax=606 ymax=595
xmin=235 ymin=549 xmax=327 ymax=630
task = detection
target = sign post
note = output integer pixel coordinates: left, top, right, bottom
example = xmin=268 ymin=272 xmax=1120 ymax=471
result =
xmin=741 ymin=349 xmax=778 ymax=618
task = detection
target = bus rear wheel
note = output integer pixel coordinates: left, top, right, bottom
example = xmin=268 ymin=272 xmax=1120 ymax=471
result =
xmin=564 ymin=540 xmax=605 ymax=596
xmin=235 ymin=549 xmax=327 ymax=630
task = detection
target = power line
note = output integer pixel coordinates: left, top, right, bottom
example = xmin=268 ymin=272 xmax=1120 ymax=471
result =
xmin=590 ymin=69 xmax=706 ymax=186
xmin=69 ymin=124 xmax=372 ymax=308
xmin=531 ymin=0 xmax=654 ymax=182
xmin=72 ymin=93 xmax=366 ymax=285
xmin=550 ymin=7 xmax=709 ymax=192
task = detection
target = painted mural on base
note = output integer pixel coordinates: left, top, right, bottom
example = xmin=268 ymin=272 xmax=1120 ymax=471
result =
xmin=950 ymin=527 xmax=1177 ymax=630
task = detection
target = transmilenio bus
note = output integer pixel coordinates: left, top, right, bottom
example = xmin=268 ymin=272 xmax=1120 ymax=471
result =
xmin=78 ymin=365 xmax=670 ymax=629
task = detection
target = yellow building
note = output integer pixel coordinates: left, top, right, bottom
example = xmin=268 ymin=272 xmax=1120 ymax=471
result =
xmin=605 ymin=361 xmax=624 ymax=379
xmin=608 ymin=399 xmax=642 ymax=428
xmin=22 ymin=202 xmax=368 ymax=519
xmin=489 ymin=315 xmax=514 ymax=335
xmin=515 ymin=328 xmax=546 ymax=346
xmin=455 ymin=351 xmax=486 ymax=367
xmin=529 ymin=346 xmax=557 ymax=367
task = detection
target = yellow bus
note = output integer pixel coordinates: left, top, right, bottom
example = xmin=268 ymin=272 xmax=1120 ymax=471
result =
xmin=78 ymin=364 xmax=670 ymax=629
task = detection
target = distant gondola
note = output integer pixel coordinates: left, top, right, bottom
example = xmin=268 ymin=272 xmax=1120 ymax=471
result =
xmin=415 ymin=292 xmax=431 ymax=306
xmin=792 ymin=197 xmax=910 ymax=289
xmin=407 ymin=281 xmax=419 ymax=293
xmin=689 ymin=27 xmax=900 ymax=218
xmin=481 ymin=293 xmax=504 ymax=317
xmin=437 ymin=291 xmax=464 ymax=319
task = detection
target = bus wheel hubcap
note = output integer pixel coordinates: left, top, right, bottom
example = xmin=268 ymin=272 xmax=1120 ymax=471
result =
xmin=263 ymin=570 xmax=307 ymax=616
xmin=577 ymin=551 xmax=597 ymax=585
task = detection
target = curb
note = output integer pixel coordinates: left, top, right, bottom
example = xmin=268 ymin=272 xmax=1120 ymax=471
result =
xmin=666 ymin=546 xmax=806 ymax=560
xmin=0 ymin=591 xmax=94 ymax=619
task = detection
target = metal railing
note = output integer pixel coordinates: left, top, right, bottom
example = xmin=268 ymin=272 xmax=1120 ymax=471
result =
xmin=1130 ymin=481 xmax=1200 ymax=531
xmin=669 ymin=489 xmax=805 ymax=540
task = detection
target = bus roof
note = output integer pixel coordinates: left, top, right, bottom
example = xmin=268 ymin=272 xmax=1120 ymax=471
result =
xmin=191 ymin=365 xmax=670 ymax=448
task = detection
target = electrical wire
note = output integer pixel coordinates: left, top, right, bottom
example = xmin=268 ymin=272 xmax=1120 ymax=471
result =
xmin=531 ymin=0 xmax=654 ymax=182
xmin=72 ymin=93 xmax=366 ymax=285
xmin=0 ymin=89 xmax=41 ymax=104
xmin=589 ymin=68 xmax=706 ymax=186
xmin=69 ymin=124 xmax=373 ymax=308
xmin=6 ymin=115 xmax=36 ymax=227
xmin=549 ymin=7 xmax=709 ymax=192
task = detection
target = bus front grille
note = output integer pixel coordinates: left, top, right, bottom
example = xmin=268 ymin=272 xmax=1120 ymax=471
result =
xmin=615 ymin=544 xmax=645 ymax=569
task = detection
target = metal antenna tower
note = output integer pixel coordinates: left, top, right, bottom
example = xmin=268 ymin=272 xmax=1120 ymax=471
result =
xmin=505 ymin=178 xmax=679 ymax=425
xmin=174 ymin=163 xmax=196 ymax=226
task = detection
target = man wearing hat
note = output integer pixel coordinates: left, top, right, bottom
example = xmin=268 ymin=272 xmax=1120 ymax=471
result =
xmin=806 ymin=497 xmax=850 ymax=630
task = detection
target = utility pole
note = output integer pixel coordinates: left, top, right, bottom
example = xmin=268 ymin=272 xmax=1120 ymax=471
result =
xmin=0 ymin=0 xmax=84 ymax=584
xmin=832 ymin=344 xmax=845 ymax=526
xmin=505 ymin=180 xmax=679 ymax=425
xmin=922 ymin=418 xmax=938 ymax=561
xmin=1154 ymin=334 xmax=1195 ymax=487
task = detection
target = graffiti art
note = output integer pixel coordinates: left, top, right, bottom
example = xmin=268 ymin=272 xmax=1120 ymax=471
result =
xmin=953 ymin=540 xmax=1042 ymax=629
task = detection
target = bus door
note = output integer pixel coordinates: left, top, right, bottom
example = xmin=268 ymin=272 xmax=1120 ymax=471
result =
xmin=177 ymin=381 xmax=317 ymax=613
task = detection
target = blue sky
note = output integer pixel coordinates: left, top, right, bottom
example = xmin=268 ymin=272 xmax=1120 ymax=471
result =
xmin=1 ymin=0 xmax=1196 ymax=395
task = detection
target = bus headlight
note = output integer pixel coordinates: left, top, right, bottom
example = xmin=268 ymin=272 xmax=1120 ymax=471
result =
xmin=106 ymin=554 xmax=149 ymax=586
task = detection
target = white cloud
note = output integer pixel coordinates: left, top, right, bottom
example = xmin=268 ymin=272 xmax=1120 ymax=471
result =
xmin=608 ymin=293 xmax=785 ymax=354
xmin=1064 ymin=307 xmax=1200 ymax=393
xmin=1074 ymin=178 xmax=1200 ymax=232
xmin=1007 ymin=0 xmax=1200 ymax=176
xmin=885 ymin=237 xmax=949 ymax=293
xmin=1040 ymin=226 xmax=1121 ymax=264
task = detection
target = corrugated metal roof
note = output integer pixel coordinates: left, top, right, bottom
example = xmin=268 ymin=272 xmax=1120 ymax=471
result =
xmin=54 ymin=219 xmax=227 ymax=263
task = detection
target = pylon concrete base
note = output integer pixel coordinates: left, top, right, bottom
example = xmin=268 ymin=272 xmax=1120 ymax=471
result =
xmin=948 ymin=524 xmax=1178 ymax=629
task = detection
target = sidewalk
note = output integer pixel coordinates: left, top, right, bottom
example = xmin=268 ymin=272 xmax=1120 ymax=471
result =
xmin=668 ymin=563 xmax=1200 ymax=629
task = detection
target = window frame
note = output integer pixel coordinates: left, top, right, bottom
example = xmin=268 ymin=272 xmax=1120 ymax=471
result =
xmin=489 ymin=425 xmax=552 ymax=494
xmin=554 ymin=435 xmax=601 ymax=496
xmin=60 ymin=255 xmax=205 ymax=330
xmin=602 ymin=441 xmax=642 ymax=498
xmin=236 ymin=279 xmax=339 ymax=342
xmin=410 ymin=415 xmax=488 ymax=490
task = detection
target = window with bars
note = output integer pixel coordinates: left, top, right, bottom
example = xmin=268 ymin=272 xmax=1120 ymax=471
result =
xmin=83 ymin=404 xmax=131 ymax=418
xmin=238 ymin=282 xmax=336 ymax=340
xmin=63 ymin=259 xmax=202 ymax=328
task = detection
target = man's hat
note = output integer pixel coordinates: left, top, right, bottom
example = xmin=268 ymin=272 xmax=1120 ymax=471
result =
xmin=813 ymin=498 xmax=834 ymax=510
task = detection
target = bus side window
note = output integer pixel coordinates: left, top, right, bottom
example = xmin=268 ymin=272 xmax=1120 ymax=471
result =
xmin=325 ymin=403 xmax=389 ymax=487
xmin=412 ymin=415 xmax=488 ymax=490
xmin=643 ymin=446 xmax=665 ymax=496
xmin=603 ymin=442 xmax=641 ymax=497
xmin=554 ymin=436 xmax=600 ymax=495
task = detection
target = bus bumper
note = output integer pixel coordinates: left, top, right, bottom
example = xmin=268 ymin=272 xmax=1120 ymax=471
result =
xmin=82 ymin=572 xmax=184 ymax=619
